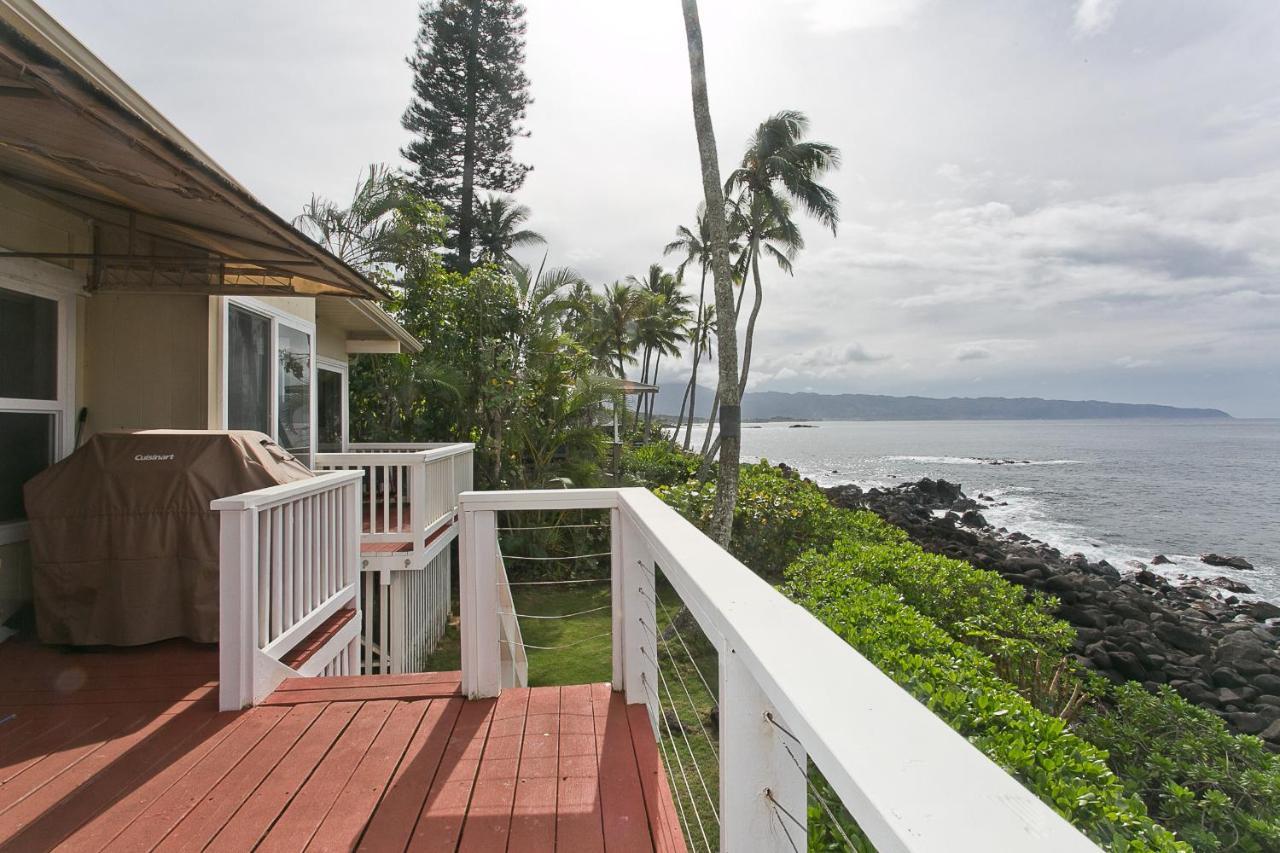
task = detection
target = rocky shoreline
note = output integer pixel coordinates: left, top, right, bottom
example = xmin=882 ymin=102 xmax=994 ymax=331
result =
xmin=821 ymin=475 xmax=1280 ymax=749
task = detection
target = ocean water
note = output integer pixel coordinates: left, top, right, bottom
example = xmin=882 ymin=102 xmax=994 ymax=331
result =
xmin=684 ymin=419 xmax=1280 ymax=602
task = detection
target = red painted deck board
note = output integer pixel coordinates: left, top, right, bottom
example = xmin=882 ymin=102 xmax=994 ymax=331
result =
xmin=279 ymin=609 xmax=358 ymax=670
xmin=408 ymin=697 xmax=496 ymax=850
xmin=508 ymin=686 xmax=561 ymax=853
xmin=0 ymin=637 xmax=685 ymax=852
xmin=592 ymin=684 xmax=655 ymax=852
xmin=455 ymin=687 xmax=529 ymax=853
xmin=355 ymin=697 xmax=463 ymax=851
xmin=303 ymin=699 xmax=429 ymax=852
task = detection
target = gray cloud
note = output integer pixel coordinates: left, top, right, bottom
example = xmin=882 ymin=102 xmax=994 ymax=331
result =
xmin=39 ymin=0 xmax=1280 ymax=416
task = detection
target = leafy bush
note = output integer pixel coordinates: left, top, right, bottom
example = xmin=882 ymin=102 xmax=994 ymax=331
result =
xmin=785 ymin=563 xmax=1187 ymax=851
xmin=808 ymin=526 xmax=1076 ymax=662
xmin=621 ymin=441 xmax=700 ymax=488
xmin=1077 ymin=683 xmax=1280 ymax=852
xmin=656 ymin=462 xmax=841 ymax=576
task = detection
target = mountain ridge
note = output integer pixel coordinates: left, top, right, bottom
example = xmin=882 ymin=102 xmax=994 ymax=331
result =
xmin=653 ymin=384 xmax=1232 ymax=421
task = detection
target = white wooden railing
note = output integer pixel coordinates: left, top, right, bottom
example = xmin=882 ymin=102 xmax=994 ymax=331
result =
xmin=212 ymin=470 xmax=364 ymax=711
xmin=314 ymin=442 xmax=473 ymax=572
xmin=458 ymin=488 xmax=1099 ymax=853
xmin=314 ymin=442 xmax=473 ymax=675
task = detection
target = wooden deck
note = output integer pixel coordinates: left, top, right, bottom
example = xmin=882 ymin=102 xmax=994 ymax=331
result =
xmin=0 ymin=637 xmax=686 ymax=851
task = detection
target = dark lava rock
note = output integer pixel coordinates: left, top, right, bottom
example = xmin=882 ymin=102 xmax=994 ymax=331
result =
xmin=1251 ymin=600 xmax=1280 ymax=621
xmin=1254 ymin=673 xmax=1280 ymax=695
xmin=816 ymin=471 xmax=1280 ymax=741
xmin=1211 ymin=667 xmax=1248 ymax=688
xmin=1154 ymin=621 xmax=1212 ymax=655
xmin=1203 ymin=575 xmax=1254 ymax=594
xmin=1222 ymin=712 xmax=1266 ymax=735
xmin=1177 ymin=682 xmax=1219 ymax=706
xmin=1151 ymin=554 xmax=1173 ymax=565
xmin=1200 ymin=553 xmax=1255 ymax=570
xmin=959 ymin=509 xmax=988 ymax=529
xmin=1109 ymin=650 xmax=1147 ymax=681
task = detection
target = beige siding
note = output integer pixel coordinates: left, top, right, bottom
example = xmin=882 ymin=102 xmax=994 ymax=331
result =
xmin=317 ymin=321 xmax=348 ymax=363
xmin=84 ymin=293 xmax=209 ymax=433
xmin=0 ymin=181 xmax=92 ymax=265
xmin=257 ymin=295 xmax=316 ymax=326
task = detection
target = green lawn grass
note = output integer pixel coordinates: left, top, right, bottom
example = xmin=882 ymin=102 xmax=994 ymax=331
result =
xmin=422 ymin=581 xmax=614 ymax=687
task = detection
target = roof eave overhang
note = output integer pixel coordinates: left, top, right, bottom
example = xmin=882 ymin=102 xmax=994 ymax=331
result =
xmin=0 ymin=0 xmax=388 ymax=302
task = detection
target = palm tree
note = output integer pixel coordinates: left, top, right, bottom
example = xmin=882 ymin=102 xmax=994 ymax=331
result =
xmin=681 ymin=0 xmax=741 ymax=547
xmin=665 ymin=209 xmax=711 ymax=449
xmin=293 ymin=164 xmax=408 ymax=271
xmin=593 ymin=281 xmax=642 ymax=378
xmin=626 ymin=265 xmax=691 ymax=426
xmin=474 ymin=193 xmax=546 ymax=266
xmin=670 ymin=303 xmax=715 ymax=448
xmin=508 ymin=259 xmax=584 ymax=353
xmin=725 ymin=110 xmax=840 ymax=396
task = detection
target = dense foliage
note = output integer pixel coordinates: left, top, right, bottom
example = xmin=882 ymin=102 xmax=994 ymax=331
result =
xmin=402 ymin=0 xmax=532 ymax=269
xmin=656 ymin=461 xmax=842 ymax=576
xmin=620 ymin=441 xmax=701 ymax=489
xmin=786 ymin=562 xmax=1185 ymax=850
xmin=1077 ymin=683 xmax=1280 ymax=851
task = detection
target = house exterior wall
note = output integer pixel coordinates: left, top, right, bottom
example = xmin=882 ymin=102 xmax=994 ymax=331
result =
xmin=84 ymin=293 xmax=209 ymax=433
xmin=317 ymin=322 xmax=347 ymax=363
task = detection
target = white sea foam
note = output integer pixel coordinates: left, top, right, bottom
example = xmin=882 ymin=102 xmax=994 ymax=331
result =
xmin=884 ymin=455 xmax=1083 ymax=466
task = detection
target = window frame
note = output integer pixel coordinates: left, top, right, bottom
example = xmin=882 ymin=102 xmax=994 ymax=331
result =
xmin=219 ymin=296 xmax=317 ymax=467
xmin=0 ymin=258 xmax=79 ymax=545
xmin=315 ymin=356 xmax=349 ymax=453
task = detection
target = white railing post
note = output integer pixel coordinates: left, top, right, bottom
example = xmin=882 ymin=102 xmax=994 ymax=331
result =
xmin=410 ymin=455 xmax=428 ymax=545
xmin=218 ymin=506 xmax=258 ymax=711
xmin=616 ymin=509 xmax=656 ymax=724
xmin=721 ymin=650 xmax=807 ymax=853
xmin=343 ymin=478 xmax=361 ymax=593
xmin=460 ymin=504 xmax=501 ymax=698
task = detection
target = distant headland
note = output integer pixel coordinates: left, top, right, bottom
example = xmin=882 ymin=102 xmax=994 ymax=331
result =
xmin=655 ymin=385 xmax=1232 ymax=422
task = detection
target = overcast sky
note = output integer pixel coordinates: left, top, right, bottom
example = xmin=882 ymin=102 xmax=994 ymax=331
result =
xmin=43 ymin=0 xmax=1280 ymax=416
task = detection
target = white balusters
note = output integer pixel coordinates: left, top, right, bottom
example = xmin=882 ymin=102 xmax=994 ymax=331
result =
xmin=213 ymin=470 xmax=364 ymax=711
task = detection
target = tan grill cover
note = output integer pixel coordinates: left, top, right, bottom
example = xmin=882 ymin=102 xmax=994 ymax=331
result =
xmin=23 ymin=430 xmax=312 ymax=646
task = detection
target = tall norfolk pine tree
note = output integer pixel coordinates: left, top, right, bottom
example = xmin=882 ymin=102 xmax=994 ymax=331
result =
xmin=402 ymin=0 xmax=532 ymax=271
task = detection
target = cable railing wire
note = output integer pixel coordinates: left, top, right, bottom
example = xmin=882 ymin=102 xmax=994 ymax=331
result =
xmin=502 ymin=551 xmax=612 ymax=561
xmin=497 ymin=522 xmax=606 ymax=531
xmin=641 ymin=615 xmax=721 ymax=763
xmin=498 ymin=604 xmax=610 ymax=621
xmin=643 ymin=670 xmax=716 ymax=853
xmin=641 ymin=566 xmax=719 ymax=708
xmin=766 ymin=712 xmax=860 ymax=850
xmin=512 ymin=631 xmax=613 ymax=651
xmin=766 ymin=788 xmax=804 ymax=853
xmin=504 ymin=576 xmax=610 ymax=587
xmin=643 ymin=648 xmax=721 ymax=824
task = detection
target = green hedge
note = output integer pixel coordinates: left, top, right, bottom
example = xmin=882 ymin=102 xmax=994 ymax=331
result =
xmin=1077 ymin=683 xmax=1280 ymax=851
xmin=656 ymin=461 xmax=843 ymax=576
xmin=810 ymin=519 xmax=1076 ymax=662
xmin=785 ymin=565 xmax=1186 ymax=851
xmin=620 ymin=441 xmax=701 ymax=488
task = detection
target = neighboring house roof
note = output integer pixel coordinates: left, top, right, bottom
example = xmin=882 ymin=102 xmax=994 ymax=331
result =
xmin=316 ymin=297 xmax=424 ymax=355
xmin=595 ymin=376 xmax=660 ymax=395
xmin=0 ymin=0 xmax=386 ymax=301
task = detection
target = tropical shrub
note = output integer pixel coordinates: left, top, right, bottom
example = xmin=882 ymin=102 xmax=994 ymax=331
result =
xmin=1077 ymin=683 xmax=1280 ymax=852
xmin=656 ymin=461 xmax=841 ymax=576
xmin=807 ymin=524 xmax=1075 ymax=661
xmin=785 ymin=564 xmax=1187 ymax=851
xmin=621 ymin=441 xmax=700 ymax=488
